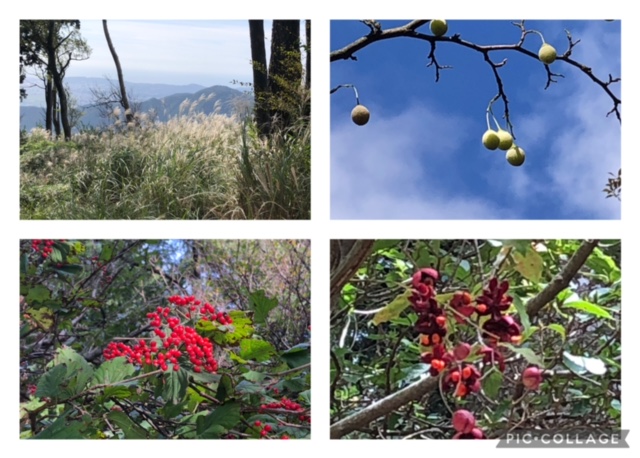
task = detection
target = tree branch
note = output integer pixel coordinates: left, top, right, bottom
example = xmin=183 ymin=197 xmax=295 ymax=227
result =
xmin=526 ymin=240 xmax=599 ymax=318
xmin=330 ymin=375 xmax=439 ymax=439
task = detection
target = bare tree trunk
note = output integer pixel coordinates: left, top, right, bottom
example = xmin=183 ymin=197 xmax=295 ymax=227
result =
xmin=102 ymin=20 xmax=134 ymax=124
xmin=46 ymin=21 xmax=71 ymax=140
xmin=52 ymin=86 xmax=61 ymax=138
xmin=44 ymin=78 xmax=54 ymax=133
xmin=268 ymin=20 xmax=302 ymax=133
xmin=305 ymin=20 xmax=311 ymax=91
xmin=249 ymin=20 xmax=269 ymax=137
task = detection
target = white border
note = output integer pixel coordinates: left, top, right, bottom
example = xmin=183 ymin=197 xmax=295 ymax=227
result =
xmin=3 ymin=1 xmax=636 ymax=455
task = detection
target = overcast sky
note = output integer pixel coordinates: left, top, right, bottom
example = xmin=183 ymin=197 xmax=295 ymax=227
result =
xmin=330 ymin=20 xmax=621 ymax=220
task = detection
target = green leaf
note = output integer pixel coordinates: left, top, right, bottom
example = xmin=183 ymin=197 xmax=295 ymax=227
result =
xmin=102 ymin=386 xmax=133 ymax=399
xmin=214 ymin=310 xmax=253 ymax=345
xmin=21 ymin=253 xmax=29 ymax=275
xmin=502 ymin=240 xmax=532 ymax=255
xmin=239 ymin=339 xmax=276 ymax=362
xmin=196 ymin=423 xmax=226 ymax=439
xmin=512 ymin=247 xmax=543 ymax=283
xmin=499 ymin=343 xmax=544 ymax=367
xmin=229 ymin=352 xmax=248 ymax=364
xmin=511 ymin=295 xmax=531 ymax=333
xmin=100 ymin=242 xmax=114 ymax=262
xmin=50 ymin=264 xmax=83 ymax=277
xmin=562 ymin=299 xmax=613 ymax=320
xmin=52 ymin=347 xmax=94 ymax=396
xmin=611 ymin=399 xmax=621 ymax=411
xmin=26 ymin=285 xmax=51 ymax=304
xmin=280 ymin=343 xmax=310 ymax=369
xmin=373 ymin=240 xmax=401 ymax=251
xmin=483 ymin=370 xmax=503 ymax=399
xmin=27 ymin=307 xmax=54 ymax=331
xmin=546 ymin=323 xmax=566 ymax=341
xmin=249 ymin=290 xmax=278 ymax=325
xmin=33 ymin=411 xmax=87 ymax=439
xmin=556 ymin=288 xmax=573 ymax=304
xmin=36 ymin=364 xmax=67 ymax=398
xmin=216 ymin=374 xmax=234 ymax=403
xmin=107 ymin=410 xmax=149 ymax=439
xmin=243 ymin=370 xmax=267 ymax=383
xmin=160 ymin=400 xmax=189 ymax=419
xmin=236 ymin=380 xmax=263 ymax=394
xmin=91 ymin=357 xmax=136 ymax=385
xmin=563 ymin=352 xmax=607 ymax=375
xmin=201 ymin=401 xmax=241 ymax=432
xmin=162 ymin=367 xmax=188 ymax=404
xmin=372 ymin=290 xmax=411 ymax=325
xmin=49 ymin=247 xmax=63 ymax=263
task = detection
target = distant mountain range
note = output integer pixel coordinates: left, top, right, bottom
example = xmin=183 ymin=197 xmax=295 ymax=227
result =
xmin=20 ymin=77 xmax=253 ymax=132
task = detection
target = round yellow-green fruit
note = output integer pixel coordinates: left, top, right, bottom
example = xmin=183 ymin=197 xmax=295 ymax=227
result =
xmin=538 ymin=44 xmax=557 ymax=64
xmin=506 ymin=145 xmax=526 ymax=166
xmin=496 ymin=129 xmax=513 ymax=150
xmin=482 ymin=129 xmax=500 ymax=150
xmin=430 ymin=20 xmax=448 ymax=37
xmin=351 ymin=105 xmax=370 ymax=126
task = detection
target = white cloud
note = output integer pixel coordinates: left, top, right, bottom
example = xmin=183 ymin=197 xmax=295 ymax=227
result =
xmin=331 ymin=103 xmax=513 ymax=219
xmin=503 ymin=22 xmax=621 ymax=218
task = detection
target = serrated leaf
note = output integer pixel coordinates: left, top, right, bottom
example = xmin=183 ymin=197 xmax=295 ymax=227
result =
xmin=512 ymin=248 xmax=543 ymax=283
xmin=372 ymin=290 xmax=411 ymax=325
xmin=499 ymin=343 xmax=544 ymax=367
xmin=27 ymin=307 xmax=54 ymax=331
xmin=52 ymin=347 xmax=94 ymax=396
xmin=26 ymin=285 xmax=50 ymax=304
xmin=72 ymin=241 xmax=85 ymax=255
xmin=280 ymin=343 xmax=310 ymax=369
xmin=562 ymin=299 xmax=613 ymax=320
xmin=33 ymin=411 xmax=87 ymax=439
xmin=91 ymin=357 xmax=136 ymax=385
xmin=546 ymin=323 xmax=566 ymax=341
xmin=563 ymin=352 xmax=607 ymax=375
xmin=214 ymin=310 xmax=253 ymax=345
xmin=216 ymin=374 xmax=234 ymax=403
xmin=162 ymin=367 xmax=188 ymax=404
xmin=107 ymin=410 xmax=149 ymax=438
xmin=242 ymin=370 xmax=267 ymax=383
xmin=49 ymin=247 xmax=63 ymax=263
xmin=483 ymin=370 xmax=503 ymax=399
xmin=201 ymin=401 xmax=241 ymax=432
xmin=229 ymin=352 xmax=248 ymax=364
xmin=240 ymin=339 xmax=276 ymax=362
xmin=249 ymin=290 xmax=278 ymax=325
xmin=36 ymin=364 xmax=67 ymax=399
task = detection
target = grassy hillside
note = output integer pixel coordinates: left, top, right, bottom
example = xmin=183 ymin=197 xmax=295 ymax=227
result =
xmin=20 ymin=110 xmax=310 ymax=220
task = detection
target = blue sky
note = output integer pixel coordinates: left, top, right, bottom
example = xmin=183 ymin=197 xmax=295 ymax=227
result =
xmin=39 ymin=20 xmax=286 ymax=87
xmin=330 ymin=20 xmax=621 ymax=220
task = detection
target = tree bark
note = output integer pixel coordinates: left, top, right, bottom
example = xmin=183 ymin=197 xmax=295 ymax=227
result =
xmin=305 ymin=20 xmax=311 ymax=91
xmin=46 ymin=21 xmax=71 ymax=140
xmin=268 ymin=20 xmax=302 ymax=132
xmin=330 ymin=240 xmax=375 ymax=311
xmin=249 ymin=20 xmax=270 ymax=137
xmin=102 ymin=20 xmax=134 ymax=124
xmin=44 ymin=78 xmax=54 ymax=133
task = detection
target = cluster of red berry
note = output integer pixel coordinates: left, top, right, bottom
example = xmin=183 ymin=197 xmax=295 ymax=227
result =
xmin=260 ymin=397 xmax=304 ymax=412
xmin=253 ymin=420 xmax=273 ymax=437
xmin=103 ymin=295 xmax=221 ymax=374
xmin=31 ymin=239 xmax=61 ymax=258
xmin=168 ymin=295 xmax=233 ymax=325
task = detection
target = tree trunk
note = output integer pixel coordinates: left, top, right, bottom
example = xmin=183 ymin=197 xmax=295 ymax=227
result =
xmin=249 ymin=20 xmax=269 ymax=137
xmin=52 ymin=86 xmax=61 ymax=138
xmin=102 ymin=20 xmax=134 ymax=124
xmin=305 ymin=20 xmax=311 ymax=91
xmin=268 ymin=20 xmax=302 ymax=133
xmin=46 ymin=21 xmax=71 ymax=140
xmin=44 ymin=78 xmax=54 ymax=133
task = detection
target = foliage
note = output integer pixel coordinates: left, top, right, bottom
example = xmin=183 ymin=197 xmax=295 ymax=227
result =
xmin=330 ymin=239 xmax=620 ymax=439
xmin=20 ymin=240 xmax=310 ymax=439
xmin=19 ymin=108 xmax=310 ymax=220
